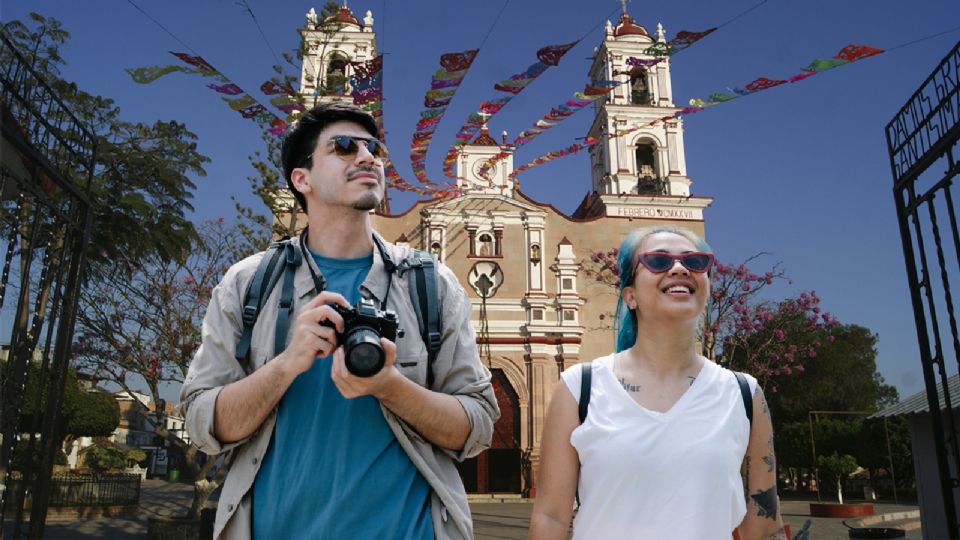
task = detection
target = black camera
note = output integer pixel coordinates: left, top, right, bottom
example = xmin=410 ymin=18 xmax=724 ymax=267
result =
xmin=321 ymin=298 xmax=398 ymax=377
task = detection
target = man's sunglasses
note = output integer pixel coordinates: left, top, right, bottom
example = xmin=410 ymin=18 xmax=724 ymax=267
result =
xmin=329 ymin=135 xmax=388 ymax=161
xmin=634 ymin=252 xmax=714 ymax=274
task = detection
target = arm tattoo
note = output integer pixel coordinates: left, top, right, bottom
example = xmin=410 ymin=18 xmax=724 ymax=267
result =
xmin=763 ymin=436 xmax=775 ymax=472
xmin=750 ymin=485 xmax=779 ymax=519
xmin=743 ymin=456 xmax=751 ymax=501
xmin=618 ymin=378 xmax=641 ymax=393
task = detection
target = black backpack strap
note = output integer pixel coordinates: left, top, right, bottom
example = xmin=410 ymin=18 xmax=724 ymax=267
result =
xmin=734 ymin=371 xmax=753 ymax=427
xmin=235 ymin=241 xmax=287 ymax=363
xmin=403 ymin=250 xmax=441 ymax=388
xmin=578 ymin=362 xmax=592 ymax=424
xmin=273 ymin=241 xmax=302 ymax=356
xmin=575 ymin=361 xmax=593 ymax=509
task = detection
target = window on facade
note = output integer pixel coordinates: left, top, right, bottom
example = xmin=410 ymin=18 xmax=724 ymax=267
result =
xmin=532 ymin=309 xmax=544 ymax=321
xmin=563 ymin=310 xmax=575 ymax=321
xmin=630 ymin=69 xmax=652 ymax=105
xmin=326 ymin=55 xmax=348 ymax=95
xmin=530 ymin=244 xmax=541 ymax=264
xmin=478 ymin=233 xmax=494 ymax=257
xmin=430 ymin=241 xmax=442 ymax=260
xmin=562 ymin=278 xmax=573 ymax=290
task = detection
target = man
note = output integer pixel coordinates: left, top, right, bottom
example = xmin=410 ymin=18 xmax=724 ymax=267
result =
xmin=180 ymin=102 xmax=499 ymax=539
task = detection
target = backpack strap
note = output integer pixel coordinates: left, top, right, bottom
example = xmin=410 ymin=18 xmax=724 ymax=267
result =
xmin=575 ymin=361 xmax=593 ymax=509
xmin=402 ymin=250 xmax=442 ymax=388
xmin=578 ymin=362 xmax=592 ymax=424
xmin=235 ymin=240 xmax=289 ymax=363
xmin=273 ymin=241 xmax=302 ymax=356
xmin=734 ymin=371 xmax=753 ymax=427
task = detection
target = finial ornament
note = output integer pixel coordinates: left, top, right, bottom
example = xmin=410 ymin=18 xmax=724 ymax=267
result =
xmin=657 ymin=22 xmax=665 ymax=42
xmin=619 ymin=0 xmax=629 ymax=15
xmin=605 ymin=20 xmax=613 ymax=36
xmin=306 ymin=8 xmax=318 ymax=29
xmin=364 ymin=10 xmax=374 ymax=29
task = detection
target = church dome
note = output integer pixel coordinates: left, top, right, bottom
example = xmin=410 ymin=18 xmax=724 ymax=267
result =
xmin=325 ymin=6 xmax=361 ymax=28
xmin=614 ymin=13 xmax=649 ymax=38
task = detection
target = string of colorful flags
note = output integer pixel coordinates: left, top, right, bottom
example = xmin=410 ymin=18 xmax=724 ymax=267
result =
xmin=126 ymin=52 xmax=296 ymax=136
xmin=473 ymin=27 xmax=716 ymax=184
xmin=437 ymin=41 xmax=580 ymax=181
xmin=408 ymin=49 xmax=479 ymax=186
xmin=472 ymin=79 xmax=622 ymax=183
xmin=508 ymin=43 xmax=885 ymax=180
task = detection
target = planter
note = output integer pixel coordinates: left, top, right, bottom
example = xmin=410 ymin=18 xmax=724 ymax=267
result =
xmin=809 ymin=502 xmax=874 ymax=518
xmin=147 ymin=516 xmax=202 ymax=540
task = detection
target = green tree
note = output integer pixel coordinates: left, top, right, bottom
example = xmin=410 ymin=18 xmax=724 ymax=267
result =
xmin=2 ymin=14 xmax=208 ymax=271
xmin=14 ymin=362 xmax=119 ymax=459
xmin=84 ymin=444 xmax=128 ymax=473
xmin=73 ymin=220 xmax=242 ymax=519
xmin=767 ymin=324 xmax=895 ymax=425
xmin=817 ymin=452 xmax=859 ymax=503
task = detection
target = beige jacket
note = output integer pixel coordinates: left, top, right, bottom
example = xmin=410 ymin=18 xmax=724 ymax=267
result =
xmin=180 ymin=232 xmax=499 ymax=539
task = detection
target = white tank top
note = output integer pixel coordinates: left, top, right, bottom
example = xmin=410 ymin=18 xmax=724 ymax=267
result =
xmin=561 ymin=354 xmax=758 ymax=540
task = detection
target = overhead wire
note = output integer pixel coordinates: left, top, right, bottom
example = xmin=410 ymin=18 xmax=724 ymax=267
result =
xmin=236 ymin=0 xmax=285 ymax=71
xmin=125 ymin=0 xmax=197 ymax=54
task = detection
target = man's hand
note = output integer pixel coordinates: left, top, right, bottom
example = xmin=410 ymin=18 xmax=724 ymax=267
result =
xmin=331 ymin=337 xmax=471 ymax=451
xmin=276 ymin=291 xmax=350 ymax=376
xmin=330 ymin=337 xmax=402 ymax=399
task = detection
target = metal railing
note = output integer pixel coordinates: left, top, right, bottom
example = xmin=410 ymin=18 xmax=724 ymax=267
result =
xmin=886 ymin=39 xmax=960 ymax=539
xmin=47 ymin=473 xmax=141 ymax=507
xmin=0 ymin=27 xmax=96 ymax=539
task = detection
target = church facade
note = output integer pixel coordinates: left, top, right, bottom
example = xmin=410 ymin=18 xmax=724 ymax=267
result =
xmin=292 ymin=5 xmax=713 ymax=494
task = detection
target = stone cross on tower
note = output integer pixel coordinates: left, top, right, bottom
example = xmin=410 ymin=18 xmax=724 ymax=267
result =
xmin=619 ymin=0 xmax=629 ymax=14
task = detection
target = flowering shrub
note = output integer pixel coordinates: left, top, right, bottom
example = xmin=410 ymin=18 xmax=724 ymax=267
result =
xmin=584 ymin=250 xmax=839 ymax=390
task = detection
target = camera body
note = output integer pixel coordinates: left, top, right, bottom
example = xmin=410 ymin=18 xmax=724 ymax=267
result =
xmin=322 ymin=298 xmax=398 ymax=377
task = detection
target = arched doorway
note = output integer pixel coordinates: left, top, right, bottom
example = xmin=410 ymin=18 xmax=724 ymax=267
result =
xmin=456 ymin=368 xmax=521 ymax=493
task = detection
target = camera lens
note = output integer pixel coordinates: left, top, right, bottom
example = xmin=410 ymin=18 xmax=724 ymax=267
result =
xmin=343 ymin=327 xmax=384 ymax=377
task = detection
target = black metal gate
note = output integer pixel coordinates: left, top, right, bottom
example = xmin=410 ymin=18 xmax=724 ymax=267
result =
xmin=886 ymin=40 xmax=960 ymax=538
xmin=0 ymin=30 xmax=95 ymax=538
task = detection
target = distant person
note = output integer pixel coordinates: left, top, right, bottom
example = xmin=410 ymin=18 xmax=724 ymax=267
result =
xmin=180 ymin=102 xmax=499 ymax=539
xmin=528 ymin=226 xmax=786 ymax=540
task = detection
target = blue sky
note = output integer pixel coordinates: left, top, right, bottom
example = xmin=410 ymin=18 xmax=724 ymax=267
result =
xmin=4 ymin=0 xmax=959 ymax=400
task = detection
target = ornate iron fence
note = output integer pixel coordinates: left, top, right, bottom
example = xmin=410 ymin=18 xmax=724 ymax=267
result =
xmin=5 ymin=472 xmax=140 ymax=509
xmin=0 ymin=28 xmax=96 ymax=539
xmin=886 ymin=40 xmax=960 ymax=538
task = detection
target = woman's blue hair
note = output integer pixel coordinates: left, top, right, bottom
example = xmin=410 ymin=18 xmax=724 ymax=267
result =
xmin=613 ymin=226 xmax=713 ymax=352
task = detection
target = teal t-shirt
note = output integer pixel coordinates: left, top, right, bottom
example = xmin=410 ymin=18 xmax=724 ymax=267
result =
xmin=252 ymin=252 xmax=433 ymax=540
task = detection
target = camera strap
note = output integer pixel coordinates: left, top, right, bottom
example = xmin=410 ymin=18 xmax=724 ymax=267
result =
xmin=236 ymin=229 xmax=442 ymax=388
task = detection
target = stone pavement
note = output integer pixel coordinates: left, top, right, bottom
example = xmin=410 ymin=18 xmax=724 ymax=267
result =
xmin=4 ymin=479 xmax=926 ymax=539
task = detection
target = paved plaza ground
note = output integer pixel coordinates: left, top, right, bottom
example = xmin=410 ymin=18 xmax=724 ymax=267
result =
xmin=4 ymin=479 xmax=925 ymax=539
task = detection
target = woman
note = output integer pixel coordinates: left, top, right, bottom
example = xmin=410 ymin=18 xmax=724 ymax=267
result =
xmin=528 ymin=227 xmax=785 ymax=540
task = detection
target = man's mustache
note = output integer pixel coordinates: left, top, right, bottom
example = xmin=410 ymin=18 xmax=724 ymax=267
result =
xmin=347 ymin=167 xmax=383 ymax=181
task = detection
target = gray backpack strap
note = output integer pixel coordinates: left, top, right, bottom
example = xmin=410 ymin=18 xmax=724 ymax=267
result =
xmin=235 ymin=241 xmax=287 ymax=362
xmin=404 ymin=250 xmax=441 ymax=388
xmin=734 ymin=371 xmax=753 ymax=427
xmin=234 ymin=238 xmax=301 ymax=363
xmin=273 ymin=241 xmax=302 ymax=356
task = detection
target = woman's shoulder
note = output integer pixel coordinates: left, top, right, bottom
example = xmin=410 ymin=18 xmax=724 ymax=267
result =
xmin=710 ymin=360 xmax=759 ymax=394
xmin=560 ymin=354 xmax=615 ymax=395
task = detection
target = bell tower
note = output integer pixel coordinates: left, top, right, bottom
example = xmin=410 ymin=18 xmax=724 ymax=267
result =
xmin=577 ymin=7 xmax=711 ymax=221
xmin=299 ymin=3 xmax=377 ymax=101
xmin=455 ymin=126 xmax=516 ymax=197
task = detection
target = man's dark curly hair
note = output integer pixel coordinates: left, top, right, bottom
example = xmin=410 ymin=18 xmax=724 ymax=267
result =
xmin=280 ymin=101 xmax=380 ymax=211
